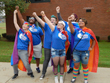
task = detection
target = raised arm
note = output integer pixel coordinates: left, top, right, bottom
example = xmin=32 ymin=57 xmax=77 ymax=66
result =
xmin=13 ymin=10 xmax=20 ymax=31
xmin=41 ymin=11 xmax=55 ymax=31
xmin=56 ymin=6 xmax=64 ymax=21
xmin=32 ymin=12 xmax=45 ymax=27
xmin=15 ymin=6 xmax=24 ymax=25
xmin=68 ymin=16 xmax=75 ymax=34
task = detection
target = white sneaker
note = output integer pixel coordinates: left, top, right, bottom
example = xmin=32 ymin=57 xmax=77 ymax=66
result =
xmin=60 ymin=76 xmax=63 ymax=83
xmin=55 ymin=76 xmax=59 ymax=83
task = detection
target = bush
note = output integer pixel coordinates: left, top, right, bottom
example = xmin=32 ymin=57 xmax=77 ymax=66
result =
xmin=6 ymin=35 xmax=15 ymax=41
xmin=108 ymin=35 xmax=110 ymax=41
xmin=96 ymin=36 xmax=100 ymax=42
xmin=2 ymin=33 xmax=6 ymax=38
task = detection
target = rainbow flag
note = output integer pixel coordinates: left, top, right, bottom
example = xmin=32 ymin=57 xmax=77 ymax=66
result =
xmin=83 ymin=27 xmax=99 ymax=73
xmin=11 ymin=29 xmax=33 ymax=72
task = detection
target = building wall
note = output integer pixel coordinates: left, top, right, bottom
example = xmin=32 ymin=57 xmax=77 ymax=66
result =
xmin=6 ymin=0 xmax=110 ymax=40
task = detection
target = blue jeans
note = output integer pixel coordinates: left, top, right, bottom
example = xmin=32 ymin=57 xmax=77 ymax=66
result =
xmin=51 ymin=48 xmax=66 ymax=58
xmin=72 ymin=50 xmax=90 ymax=64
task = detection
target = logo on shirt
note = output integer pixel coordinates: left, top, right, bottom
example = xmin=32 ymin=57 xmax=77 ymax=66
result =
xmin=77 ymin=33 xmax=88 ymax=39
xmin=67 ymin=26 xmax=71 ymax=32
xmin=58 ymin=32 xmax=66 ymax=40
xmin=19 ymin=33 xmax=27 ymax=40
xmin=29 ymin=27 xmax=37 ymax=32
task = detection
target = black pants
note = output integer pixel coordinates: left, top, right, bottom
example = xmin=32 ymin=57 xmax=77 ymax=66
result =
xmin=42 ymin=48 xmax=51 ymax=74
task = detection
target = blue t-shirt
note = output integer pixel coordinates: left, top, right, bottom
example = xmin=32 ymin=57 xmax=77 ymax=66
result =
xmin=29 ymin=24 xmax=43 ymax=45
xmin=52 ymin=27 xmax=67 ymax=49
xmin=17 ymin=29 xmax=30 ymax=50
xmin=73 ymin=29 xmax=94 ymax=51
xmin=43 ymin=23 xmax=52 ymax=49
xmin=64 ymin=21 xmax=80 ymax=43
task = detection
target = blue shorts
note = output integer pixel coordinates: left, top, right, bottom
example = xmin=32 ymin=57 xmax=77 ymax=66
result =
xmin=72 ymin=50 xmax=90 ymax=64
xmin=51 ymin=48 xmax=66 ymax=58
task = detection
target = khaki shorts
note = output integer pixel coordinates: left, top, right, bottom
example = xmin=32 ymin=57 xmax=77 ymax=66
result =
xmin=33 ymin=42 xmax=42 ymax=58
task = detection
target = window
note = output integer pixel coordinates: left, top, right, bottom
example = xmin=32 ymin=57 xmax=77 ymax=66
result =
xmin=86 ymin=9 xmax=91 ymax=12
xmin=30 ymin=0 xmax=50 ymax=3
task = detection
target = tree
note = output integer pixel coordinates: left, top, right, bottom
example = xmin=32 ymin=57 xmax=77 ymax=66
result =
xmin=0 ymin=0 xmax=30 ymax=15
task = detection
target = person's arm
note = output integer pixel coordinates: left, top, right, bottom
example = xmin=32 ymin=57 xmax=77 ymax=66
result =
xmin=41 ymin=11 xmax=55 ymax=31
xmin=13 ymin=10 xmax=20 ymax=31
xmin=56 ymin=6 xmax=64 ymax=21
xmin=41 ymin=35 xmax=44 ymax=48
xmin=68 ymin=16 xmax=75 ymax=34
xmin=28 ymin=42 xmax=31 ymax=56
xmin=32 ymin=12 xmax=45 ymax=27
xmin=15 ymin=6 xmax=25 ymax=25
xmin=88 ymin=39 xmax=96 ymax=51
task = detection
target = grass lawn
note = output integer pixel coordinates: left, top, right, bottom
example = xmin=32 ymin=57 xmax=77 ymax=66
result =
xmin=0 ymin=40 xmax=110 ymax=67
xmin=0 ymin=23 xmax=6 ymax=36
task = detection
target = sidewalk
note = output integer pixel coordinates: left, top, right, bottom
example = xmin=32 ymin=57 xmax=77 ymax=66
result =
xmin=0 ymin=62 xmax=110 ymax=83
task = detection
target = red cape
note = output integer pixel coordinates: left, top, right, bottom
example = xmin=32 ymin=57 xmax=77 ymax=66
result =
xmin=18 ymin=30 xmax=33 ymax=71
xmin=83 ymin=27 xmax=99 ymax=73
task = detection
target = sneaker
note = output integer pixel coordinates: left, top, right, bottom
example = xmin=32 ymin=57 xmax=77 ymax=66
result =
xmin=27 ymin=73 xmax=34 ymax=78
xmin=12 ymin=74 xmax=18 ymax=79
xmin=55 ymin=76 xmax=59 ymax=83
xmin=84 ymin=80 xmax=88 ymax=83
xmin=40 ymin=74 xmax=45 ymax=80
xmin=60 ymin=76 xmax=63 ymax=83
xmin=67 ymin=68 xmax=73 ymax=74
xmin=36 ymin=67 xmax=40 ymax=73
xmin=71 ymin=79 xmax=76 ymax=83
xmin=78 ymin=70 xmax=80 ymax=75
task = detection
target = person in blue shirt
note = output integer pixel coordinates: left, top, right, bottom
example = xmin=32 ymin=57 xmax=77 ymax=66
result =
xmin=28 ymin=17 xmax=43 ymax=73
xmin=12 ymin=10 xmax=34 ymax=79
xmin=32 ymin=12 xmax=57 ymax=79
xmin=68 ymin=16 xmax=96 ymax=83
xmin=56 ymin=6 xmax=80 ymax=74
xmin=41 ymin=11 xmax=69 ymax=83
xmin=16 ymin=7 xmax=44 ymax=73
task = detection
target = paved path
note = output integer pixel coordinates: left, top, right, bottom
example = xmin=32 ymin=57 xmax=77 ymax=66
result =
xmin=0 ymin=62 xmax=110 ymax=83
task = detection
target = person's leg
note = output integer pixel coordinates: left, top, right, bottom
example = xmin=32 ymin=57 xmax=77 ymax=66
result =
xmin=53 ymin=57 xmax=60 ymax=83
xmin=12 ymin=64 xmax=18 ymax=79
xmin=18 ymin=50 xmax=34 ymax=77
xmin=40 ymin=48 xmax=51 ymax=79
xmin=66 ymin=45 xmax=73 ymax=74
xmin=71 ymin=50 xmax=80 ymax=83
xmin=59 ymin=56 xmax=65 ymax=83
xmin=42 ymin=48 xmax=51 ymax=74
xmin=81 ymin=51 xmax=90 ymax=83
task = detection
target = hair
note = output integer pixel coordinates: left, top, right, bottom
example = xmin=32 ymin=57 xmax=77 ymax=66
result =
xmin=79 ymin=18 xmax=88 ymax=26
xmin=71 ymin=13 xmax=78 ymax=21
xmin=51 ymin=15 xmax=57 ymax=21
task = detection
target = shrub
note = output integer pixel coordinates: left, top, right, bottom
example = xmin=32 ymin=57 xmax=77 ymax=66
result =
xmin=96 ymin=36 xmax=100 ymax=42
xmin=108 ymin=35 xmax=110 ymax=41
xmin=2 ymin=33 xmax=6 ymax=38
xmin=6 ymin=35 xmax=15 ymax=41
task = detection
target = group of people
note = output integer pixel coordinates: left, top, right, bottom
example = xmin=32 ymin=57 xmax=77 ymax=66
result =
xmin=11 ymin=6 xmax=99 ymax=83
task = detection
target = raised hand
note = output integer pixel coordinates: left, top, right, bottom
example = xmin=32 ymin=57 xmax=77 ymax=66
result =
xmin=15 ymin=6 xmax=19 ymax=10
xmin=32 ymin=12 xmax=37 ymax=17
xmin=41 ymin=11 xmax=45 ymax=17
xmin=56 ymin=6 xmax=60 ymax=13
xmin=14 ymin=10 xmax=17 ymax=14
xmin=68 ymin=16 xmax=72 ymax=22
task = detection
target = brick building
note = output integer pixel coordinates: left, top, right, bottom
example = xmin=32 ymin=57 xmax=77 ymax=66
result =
xmin=6 ymin=0 xmax=110 ymax=40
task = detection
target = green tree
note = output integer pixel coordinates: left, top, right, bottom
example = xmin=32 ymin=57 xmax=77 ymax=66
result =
xmin=0 ymin=0 xmax=30 ymax=15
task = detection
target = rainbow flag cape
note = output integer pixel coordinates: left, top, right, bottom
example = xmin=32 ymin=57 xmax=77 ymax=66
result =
xmin=11 ymin=29 xmax=33 ymax=72
xmin=83 ymin=27 xmax=99 ymax=73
